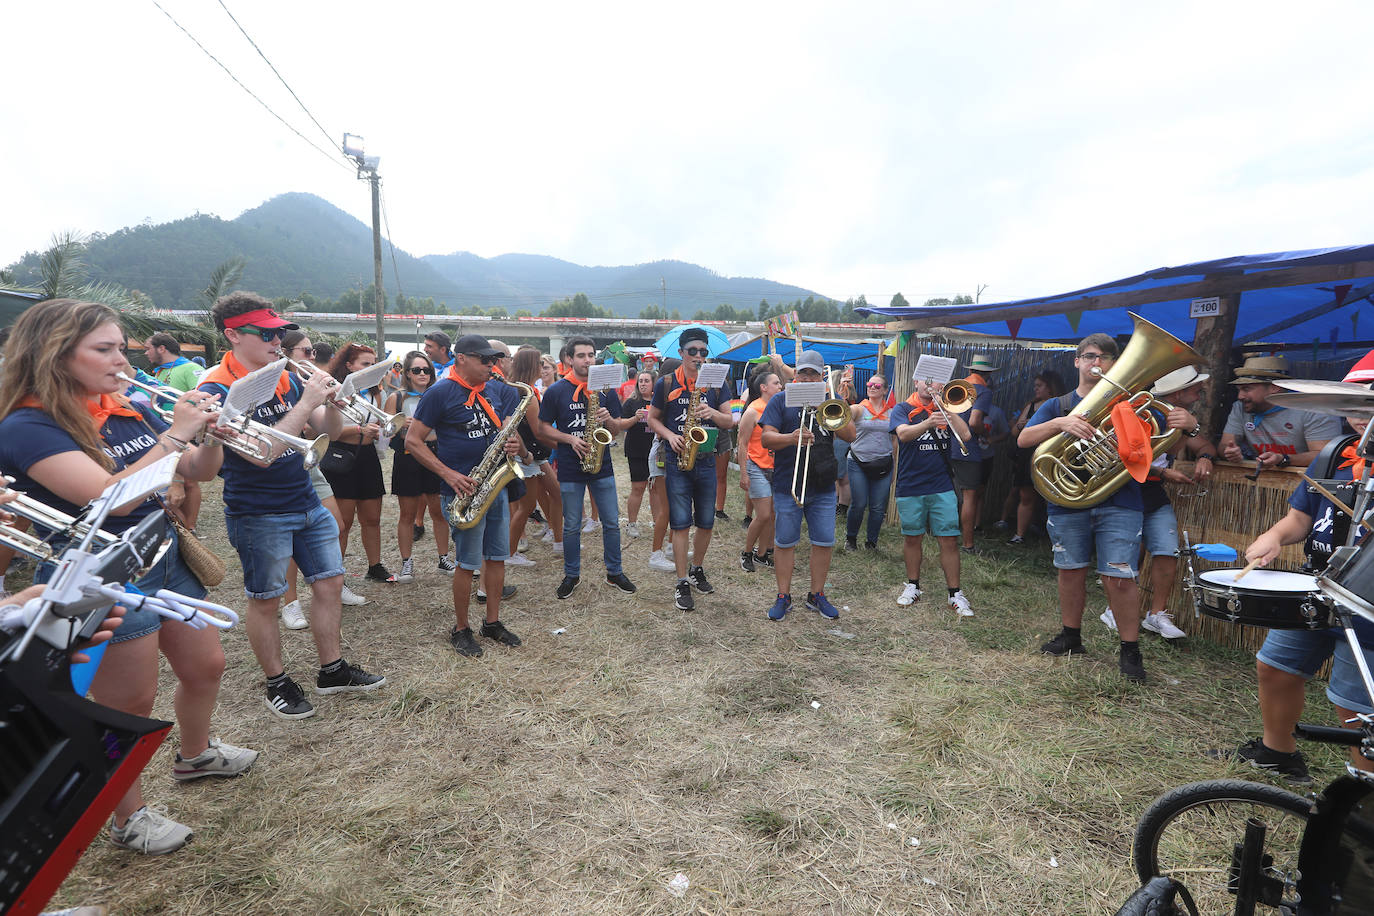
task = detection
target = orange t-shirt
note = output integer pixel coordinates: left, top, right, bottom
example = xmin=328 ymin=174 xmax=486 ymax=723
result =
xmin=745 ymin=396 xmax=774 ymax=470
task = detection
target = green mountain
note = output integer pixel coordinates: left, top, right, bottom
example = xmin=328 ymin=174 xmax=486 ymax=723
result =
xmin=3 ymin=193 xmax=824 ymax=316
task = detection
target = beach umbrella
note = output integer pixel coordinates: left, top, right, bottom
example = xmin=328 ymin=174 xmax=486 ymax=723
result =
xmin=652 ymin=324 xmax=732 ymax=359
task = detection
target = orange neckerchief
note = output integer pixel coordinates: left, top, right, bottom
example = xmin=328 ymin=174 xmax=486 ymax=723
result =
xmin=667 ymin=367 xmax=697 ymax=400
xmin=860 ymin=398 xmax=889 ymax=421
xmin=201 ymin=351 xmax=292 ymax=398
xmin=1339 ymin=444 xmax=1368 ymax=478
xmin=560 ymin=369 xmax=590 ymax=402
xmin=491 ymin=363 xmax=507 ymax=380
xmin=18 ymin=393 xmax=141 ymax=429
xmin=445 ymin=365 xmax=501 ymax=426
xmin=966 ymin=372 xmax=989 ymax=388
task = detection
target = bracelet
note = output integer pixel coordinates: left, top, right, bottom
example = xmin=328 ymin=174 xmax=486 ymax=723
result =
xmin=1186 ymin=422 xmax=1201 ymax=438
xmin=165 ymin=434 xmax=190 ymax=448
xmin=159 ymin=436 xmax=190 ymax=455
xmin=1197 ymin=454 xmax=1212 ymax=463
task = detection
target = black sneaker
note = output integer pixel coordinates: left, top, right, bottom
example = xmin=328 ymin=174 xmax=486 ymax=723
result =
xmin=449 ymin=627 xmax=483 ymax=657
xmin=556 ymin=576 xmax=580 ymax=599
xmin=1230 ymin=738 xmax=1314 ymax=785
xmin=413 ymin=524 xmax=425 ymax=542
xmin=481 ymin=620 xmax=522 ymax=647
xmin=741 ymin=515 xmax=752 ymax=530
xmin=265 ymin=676 xmax=315 ymax=720
xmin=530 ymin=508 xmax=546 ymax=524
xmin=864 ymin=541 xmax=878 ymax=550
xmin=689 ymin=565 xmax=714 ymax=594
xmin=1118 ymin=644 xmax=1147 ymax=683
xmin=845 ymin=537 xmax=858 ymax=551
xmin=740 ymin=550 xmax=755 ymax=572
xmin=476 ymin=584 xmax=517 ymax=604
xmin=836 ymin=504 xmax=849 ymax=519
xmin=754 ymin=549 xmax=775 ymax=569
xmin=364 ymin=563 xmax=391 ymax=583
xmin=1040 ymin=633 xmax=1088 ymax=656
xmin=606 ymin=572 xmax=637 ymax=594
xmin=675 ymin=580 xmax=695 ymax=611
xmin=316 ymin=661 xmax=386 ymax=694
xmin=715 ymin=509 xmax=730 ymax=521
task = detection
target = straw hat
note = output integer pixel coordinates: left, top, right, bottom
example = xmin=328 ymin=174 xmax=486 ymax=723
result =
xmin=1150 ymin=366 xmax=1211 ymax=397
xmin=1230 ymin=355 xmax=1291 ymax=386
xmin=964 ymin=355 xmax=999 ymax=373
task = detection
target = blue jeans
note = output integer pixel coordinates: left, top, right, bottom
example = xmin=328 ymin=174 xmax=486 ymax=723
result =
xmin=845 ymin=456 xmax=892 ymax=543
xmin=226 ymin=503 xmax=344 ymax=599
xmin=561 ymin=476 xmax=622 ymax=577
xmin=665 ymin=460 xmax=717 ymax=531
xmin=449 ymin=491 xmax=510 ymax=572
xmin=773 ymin=487 xmax=837 ymax=549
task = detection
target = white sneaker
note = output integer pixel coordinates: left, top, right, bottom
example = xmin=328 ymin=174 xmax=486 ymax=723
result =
xmin=339 ymin=585 xmax=368 ymax=606
xmin=1144 ymin=610 xmax=1187 ymax=640
xmin=551 ymin=540 xmax=564 ymax=555
xmin=280 ymin=599 xmax=308 ymax=630
xmin=648 ymin=550 xmax=676 ymax=572
xmin=517 ymin=537 xmax=528 ymax=553
xmin=627 ymin=522 xmax=641 ymax=538
xmin=664 ymin=543 xmax=675 ymax=560
xmin=541 ymin=528 xmax=555 ymax=544
xmin=527 ymin=522 xmax=547 ymax=538
xmin=109 ymin=805 xmax=192 ymax=855
xmin=949 ymin=590 xmax=973 ymax=617
xmin=386 ymin=558 xmax=414 ymax=584
xmin=1100 ymin=607 xmax=1118 ymax=632
xmin=582 ymin=517 xmax=598 ymax=534
xmin=172 ymin=738 xmax=259 ymax=781
xmin=505 ymin=554 xmax=536 ymax=568
xmin=897 ymin=582 xmax=921 ymax=606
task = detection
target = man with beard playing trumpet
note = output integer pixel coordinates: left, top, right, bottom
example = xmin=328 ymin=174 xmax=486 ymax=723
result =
xmin=405 ymin=334 xmax=527 ymax=658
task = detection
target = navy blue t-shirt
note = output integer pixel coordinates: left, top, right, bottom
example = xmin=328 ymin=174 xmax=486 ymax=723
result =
xmin=0 ymin=404 xmax=166 ymax=535
xmin=1288 ymin=468 xmax=1374 ymax=644
xmin=950 ymin=382 xmax=993 ymax=463
xmin=1025 ymin=390 xmax=1143 ymax=514
xmin=414 ymin=375 xmax=522 ymax=501
xmin=759 ymin=389 xmax=838 ymax=497
xmin=199 ymin=374 xmax=319 ymax=518
xmin=890 ymin=401 xmax=956 ymax=498
xmin=650 ymin=372 xmax=726 ymax=470
xmin=539 ymin=377 xmax=622 ymax=482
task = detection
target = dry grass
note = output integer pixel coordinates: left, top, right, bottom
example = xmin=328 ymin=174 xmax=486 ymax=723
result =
xmin=46 ymin=460 xmax=1349 ymax=915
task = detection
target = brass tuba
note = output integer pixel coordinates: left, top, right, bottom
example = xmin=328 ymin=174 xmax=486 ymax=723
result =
xmin=1031 ymin=313 xmax=1204 ymax=510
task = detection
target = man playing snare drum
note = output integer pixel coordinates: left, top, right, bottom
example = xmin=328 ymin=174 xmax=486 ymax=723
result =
xmin=1226 ymin=359 xmax=1374 ymax=782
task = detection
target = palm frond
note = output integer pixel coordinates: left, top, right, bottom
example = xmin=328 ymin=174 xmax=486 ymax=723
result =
xmin=39 ymin=231 xmax=89 ymax=299
xmin=200 ymin=256 xmax=247 ymax=308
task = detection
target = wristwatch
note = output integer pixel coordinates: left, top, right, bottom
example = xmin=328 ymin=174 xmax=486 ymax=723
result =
xmin=1185 ymin=422 xmax=1201 ymax=438
xmin=1278 ymin=453 xmax=1292 ymax=468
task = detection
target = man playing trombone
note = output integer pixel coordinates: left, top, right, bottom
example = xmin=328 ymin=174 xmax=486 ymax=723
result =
xmin=200 ymin=292 xmax=386 ymax=719
xmin=758 ymin=350 xmax=856 ymax=621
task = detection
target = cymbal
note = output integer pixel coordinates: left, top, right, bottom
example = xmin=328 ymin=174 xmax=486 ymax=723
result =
xmin=1268 ymin=379 xmax=1374 ymax=418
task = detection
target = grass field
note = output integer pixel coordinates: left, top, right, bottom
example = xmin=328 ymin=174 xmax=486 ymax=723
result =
xmin=45 ymin=460 xmax=1350 ymax=915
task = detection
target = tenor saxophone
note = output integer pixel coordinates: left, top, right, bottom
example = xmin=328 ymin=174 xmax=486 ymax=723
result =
xmin=677 ymin=387 xmax=710 ymax=471
xmin=445 ymin=382 xmax=535 ymax=530
xmin=580 ymin=387 xmax=615 ymax=473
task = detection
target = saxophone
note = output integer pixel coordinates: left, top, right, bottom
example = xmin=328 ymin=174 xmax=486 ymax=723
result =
xmin=445 ymin=382 xmax=535 ymax=530
xmin=677 ymin=387 xmax=710 ymax=471
xmin=580 ymin=386 xmax=614 ymax=473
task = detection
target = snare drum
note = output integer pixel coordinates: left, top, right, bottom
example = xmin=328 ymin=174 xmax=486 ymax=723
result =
xmin=1191 ymin=568 xmax=1333 ymax=629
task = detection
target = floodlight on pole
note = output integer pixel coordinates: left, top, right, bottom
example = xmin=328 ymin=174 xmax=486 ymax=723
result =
xmin=342 ymin=132 xmax=386 ymax=350
xmin=342 ymin=133 xmax=366 ymax=159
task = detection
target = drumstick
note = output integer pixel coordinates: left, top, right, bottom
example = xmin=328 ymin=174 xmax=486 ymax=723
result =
xmin=1302 ymin=474 xmax=1374 ymax=535
xmin=1233 ymin=558 xmax=1262 ymax=582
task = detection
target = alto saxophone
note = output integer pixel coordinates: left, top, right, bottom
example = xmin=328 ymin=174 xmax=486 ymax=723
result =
xmin=446 ymin=382 xmax=535 ymax=530
xmin=580 ymin=387 xmax=614 ymax=473
xmin=677 ymin=387 xmax=710 ymax=471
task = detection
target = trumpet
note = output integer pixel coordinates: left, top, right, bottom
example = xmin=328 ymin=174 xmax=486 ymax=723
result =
xmin=0 ymin=479 xmax=135 ymax=560
xmin=791 ymin=366 xmax=851 ymax=506
xmin=285 ymin=358 xmax=404 ymax=437
xmin=117 ymin=372 xmax=215 ymax=423
xmin=927 ymin=379 xmax=973 ymax=457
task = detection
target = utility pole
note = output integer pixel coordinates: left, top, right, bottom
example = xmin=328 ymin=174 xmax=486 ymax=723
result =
xmin=343 ymin=134 xmax=386 ymax=352
xmin=661 ymin=277 xmax=666 ymax=315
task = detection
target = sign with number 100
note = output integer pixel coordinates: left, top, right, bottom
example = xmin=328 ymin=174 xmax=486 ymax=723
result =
xmin=1190 ymin=296 xmax=1221 ymax=319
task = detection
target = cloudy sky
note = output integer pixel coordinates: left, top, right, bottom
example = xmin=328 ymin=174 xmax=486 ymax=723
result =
xmin=5 ymin=1 xmax=1373 ymax=307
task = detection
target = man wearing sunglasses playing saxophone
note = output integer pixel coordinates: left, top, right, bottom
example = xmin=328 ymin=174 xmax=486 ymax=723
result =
xmin=200 ymin=292 xmax=386 ymax=720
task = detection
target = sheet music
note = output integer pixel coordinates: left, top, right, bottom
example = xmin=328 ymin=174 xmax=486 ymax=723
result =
xmin=340 ymin=360 xmax=397 ymax=400
xmin=784 ymin=381 xmax=828 ymax=408
xmin=694 ymin=363 xmax=729 ymax=389
xmin=101 ymin=453 xmax=180 ymax=514
xmin=587 ymin=363 xmax=626 ymax=392
xmin=218 ymin=358 xmax=288 ymax=424
xmin=913 ymin=355 xmax=958 ymax=388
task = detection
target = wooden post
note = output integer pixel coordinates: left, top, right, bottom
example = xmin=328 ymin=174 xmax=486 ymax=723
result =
xmin=1190 ymin=285 xmax=1240 ymax=441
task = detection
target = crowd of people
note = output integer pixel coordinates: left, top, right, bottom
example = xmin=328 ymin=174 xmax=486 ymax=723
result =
xmin=2 ymin=294 xmax=1372 ymax=872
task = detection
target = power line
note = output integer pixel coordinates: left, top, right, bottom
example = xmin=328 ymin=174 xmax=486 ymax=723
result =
xmin=213 ymin=0 xmax=343 ymax=158
xmin=378 ymin=181 xmax=406 ymax=302
xmin=148 ymin=0 xmax=350 ymax=172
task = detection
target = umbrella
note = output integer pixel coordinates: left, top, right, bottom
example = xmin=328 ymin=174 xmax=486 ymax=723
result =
xmin=652 ymin=324 xmax=733 ymax=359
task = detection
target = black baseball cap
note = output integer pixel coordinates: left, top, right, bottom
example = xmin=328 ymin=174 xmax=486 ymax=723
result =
xmin=453 ymin=333 xmax=500 ymax=358
xmin=679 ymin=327 xmax=710 ymax=348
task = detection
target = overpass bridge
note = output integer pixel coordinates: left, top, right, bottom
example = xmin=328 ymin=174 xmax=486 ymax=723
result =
xmin=156 ymin=311 xmax=883 ymax=355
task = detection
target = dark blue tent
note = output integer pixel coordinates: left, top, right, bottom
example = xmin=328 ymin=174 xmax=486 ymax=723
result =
xmin=856 ymin=245 xmax=1374 ymax=354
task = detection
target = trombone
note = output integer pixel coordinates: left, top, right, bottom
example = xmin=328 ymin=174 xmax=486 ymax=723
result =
xmin=791 ymin=366 xmax=851 ymax=506
xmin=285 ymin=358 xmax=404 ymax=437
xmin=118 ymin=373 xmax=330 ymax=470
xmin=928 ymin=378 xmax=974 ymax=457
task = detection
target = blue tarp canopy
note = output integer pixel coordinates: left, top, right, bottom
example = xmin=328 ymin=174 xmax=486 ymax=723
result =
xmin=856 ymin=245 xmax=1374 ymax=349
xmin=717 ymin=334 xmax=890 ymax=368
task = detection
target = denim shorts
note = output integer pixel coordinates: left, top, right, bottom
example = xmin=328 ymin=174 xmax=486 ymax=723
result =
xmin=665 ymin=460 xmax=717 ymax=530
xmin=226 ymin=503 xmax=345 ymax=599
xmin=746 ymin=460 xmax=773 ymax=500
xmin=773 ymin=487 xmax=837 ymax=549
xmin=1142 ymin=502 xmax=1178 ymax=557
xmin=1046 ymin=505 xmax=1143 ymax=578
xmin=449 ymin=490 xmax=510 ymax=572
xmin=1258 ymin=628 xmax=1374 ymax=714
xmin=35 ymin=527 xmax=207 ymax=644
xmin=896 ymin=491 xmax=959 ymax=537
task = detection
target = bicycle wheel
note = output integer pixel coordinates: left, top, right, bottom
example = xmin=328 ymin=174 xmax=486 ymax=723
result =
xmin=1133 ymin=779 xmax=1313 ymax=914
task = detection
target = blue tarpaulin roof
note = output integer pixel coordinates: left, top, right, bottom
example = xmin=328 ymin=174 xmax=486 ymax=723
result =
xmin=856 ymin=245 xmax=1374 ymax=348
xmin=717 ymin=334 xmax=889 ymax=367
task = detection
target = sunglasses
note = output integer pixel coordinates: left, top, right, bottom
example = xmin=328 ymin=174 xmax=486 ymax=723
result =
xmin=238 ymin=326 xmax=289 ymax=342
xmin=684 ymin=347 xmax=709 ymax=357
xmin=408 ymin=366 xmax=433 ymax=375
xmin=866 ymin=381 xmax=884 ymax=388
xmin=292 ymin=346 xmax=315 ymax=358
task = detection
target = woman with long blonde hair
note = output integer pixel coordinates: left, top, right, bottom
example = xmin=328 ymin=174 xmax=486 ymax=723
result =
xmin=0 ymin=299 xmax=255 ymax=855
